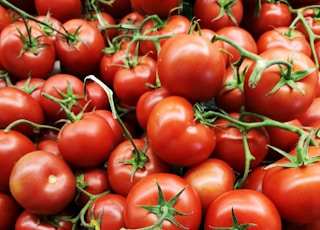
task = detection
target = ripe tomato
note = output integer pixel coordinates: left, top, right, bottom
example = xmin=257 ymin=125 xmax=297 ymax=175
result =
xmin=241 ymin=165 xmax=268 ymax=193
xmin=0 ymin=5 xmax=11 ymax=33
xmin=85 ymin=81 xmax=110 ymax=110
xmin=0 ymin=192 xmax=22 ymax=230
xmin=204 ymin=189 xmax=282 ymax=230
xmin=157 ymin=34 xmax=226 ymax=102
xmin=244 ymin=48 xmax=318 ymax=122
xmin=86 ymin=193 xmax=126 ymax=230
xmin=15 ymin=77 xmax=46 ymax=103
xmin=296 ymin=8 xmax=320 ymax=42
xmin=9 ymin=150 xmax=76 ymax=215
xmin=0 ymin=21 xmax=56 ymax=79
xmin=124 ymin=173 xmax=202 ymax=229
xmin=34 ymin=0 xmax=82 ymax=23
xmin=298 ymin=97 xmax=320 ymax=126
xmin=147 ymin=96 xmax=216 ymax=167
xmin=193 ymin=0 xmax=243 ymax=31
xmin=37 ymin=139 xmax=61 ymax=157
xmin=130 ymin=0 xmax=180 ymax=18
xmin=184 ymin=158 xmax=235 ymax=213
xmin=262 ymin=146 xmax=320 ymax=223
xmin=99 ymin=0 xmax=132 ymax=20
xmin=55 ymin=19 xmax=105 ymax=76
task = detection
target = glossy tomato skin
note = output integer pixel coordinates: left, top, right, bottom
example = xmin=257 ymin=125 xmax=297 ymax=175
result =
xmin=86 ymin=193 xmax=126 ymax=230
xmin=244 ymin=48 xmax=318 ymax=122
xmin=130 ymin=0 xmax=179 ymax=18
xmin=0 ymin=5 xmax=11 ymax=33
xmin=85 ymin=81 xmax=110 ymax=110
xmin=15 ymin=78 xmax=46 ymax=103
xmin=157 ymin=34 xmax=226 ymax=102
xmin=147 ymin=96 xmax=216 ymax=167
xmin=241 ymin=165 xmax=268 ymax=193
xmin=0 ymin=87 xmax=45 ymax=137
xmin=57 ymin=113 xmax=115 ymax=169
xmin=0 ymin=21 xmax=56 ymax=79
xmin=298 ymin=97 xmax=320 ymax=126
xmin=0 ymin=192 xmax=22 ymax=230
xmin=193 ymin=0 xmax=243 ymax=32
xmin=37 ymin=139 xmax=61 ymax=157
xmin=124 ymin=173 xmax=202 ymax=230
xmin=183 ymin=158 xmax=235 ymax=214
xmin=262 ymin=146 xmax=320 ymax=224
xmin=107 ymin=139 xmax=172 ymax=196
xmin=204 ymin=189 xmax=282 ymax=230
xmin=9 ymin=150 xmax=76 ymax=215
xmin=55 ymin=19 xmax=105 ymax=76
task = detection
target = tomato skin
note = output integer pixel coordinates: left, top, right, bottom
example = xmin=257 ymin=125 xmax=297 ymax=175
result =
xmin=212 ymin=113 xmax=270 ymax=173
xmin=0 ymin=21 xmax=56 ymax=79
xmin=193 ymin=0 xmax=243 ymax=32
xmin=124 ymin=173 xmax=202 ymax=230
xmin=241 ymin=165 xmax=267 ymax=193
xmin=147 ymin=96 xmax=216 ymax=167
xmin=99 ymin=0 xmax=132 ymax=20
xmin=183 ymin=158 xmax=235 ymax=214
xmin=34 ymin=0 xmax=82 ymax=23
xmin=55 ymin=19 xmax=105 ymax=76
xmin=262 ymin=146 xmax=320 ymax=223
xmin=204 ymin=189 xmax=282 ymax=230
xmin=0 ymin=5 xmax=11 ymax=33
xmin=0 ymin=192 xmax=22 ymax=230
xmin=0 ymin=87 xmax=44 ymax=137
xmin=107 ymin=139 xmax=172 ymax=196
xmin=9 ymin=150 xmax=76 ymax=215
xmin=86 ymin=193 xmax=126 ymax=230
xmin=37 ymin=139 xmax=61 ymax=157
xmin=130 ymin=0 xmax=179 ymax=18
xmin=296 ymin=8 xmax=320 ymax=42
xmin=85 ymin=81 xmax=110 ymax=110
xmin=298 ymin=97 xmax=320 ymax=126
xmin=244 ymin=48 xmax=318 ymax=122
xmin=157 ymin=34 xmax=226 ymax=102
xmin=57 ymin=113 xmax=115 ymax=169
xmin=15 ymin=78 xmax=46 ymax=103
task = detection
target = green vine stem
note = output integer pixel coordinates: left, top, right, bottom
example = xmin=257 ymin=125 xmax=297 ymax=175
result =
xmin=4 ymin=119 xmax=60 ymax=133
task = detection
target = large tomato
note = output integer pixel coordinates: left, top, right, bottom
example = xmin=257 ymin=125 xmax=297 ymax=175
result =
xmin=244 ymin=48 xmax=318 ymax=122
xmin=157 ymin=34 xmax=226 ymax=102
xmin=9 ymin=150 xmax=76 ymax=215
xmin=124 ymin=173 xmax=202 ymax=229
xmin=147 ymin=96 xmax=216 ymax=167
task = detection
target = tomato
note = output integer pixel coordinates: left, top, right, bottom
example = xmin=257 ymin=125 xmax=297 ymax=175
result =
xmin=9 ymin=150 xmax=76 ymax=215
xmin=85 ymin=81 xmax=110 ymax=110
xmin=0 ymin=21 xmax=56 ymax=79
xmin=193 ymin=0 xmax=243 ymax=32
xmin=244 ymin=48 xmax=318 ymax=122
xmin=0 ymin=87 xmax=44 ymax=137
xmin=124 ymin=173 xmax=202 ymax=229
xmin=257 ymin=27 xmax=311 ymax=57
xmin=15 ymin=210 xmax=73 ymax=230
xmin=86 ymin=193 xmax=126 ymax=230
xmin=113 ymin=55 xmax=157 ymax=106
xmin=15 ymin=77 xmax=46 ymax=103
xmin=99 ymin=0 xmax=132 ymax=20
xmin=37 ymin=139 xmax=61 ymax=157
xmin=157 ymin=34 xmax=226 ymax=102
xmin=54 ymin=19 xmax=105 ymax=76
xmin=212 ymin=113 xmax=270 ymax=173
xmin=130 ymin=0 xmax=180 ymax=18
xmin=241 ymin=165 xmax=268 ymax=193
xmin=0 ymin=192 xmax=22 ymax=230
xmin=204 ymin=189 xmax=282 ymax=230
xmin=39 ymin=73 xmax=91 ymax=123
xmin=262 ymin=146 xmax=320 ymax=223
xmin=119 ymin=11 xmax=145 ymax=30
xmin=241 ymin=1 xmax=292 ymax=40
xmin=34 ymin=0 xmax=82 ymax=23
xmin=75 ymin=168 xmax=111 ymax=207
xmin=183 ymin=158 xmax=235 ymax=214
xmin=0 ymin=5 xmax=11 ymax=33
xmin=147 ymin=96 xmax=216 ymax=167
xmin=136 ymin=87 xmax=171 ymax=130
xmin=298 ymin=97 xmax=320 ymax=126
xmin=106 ymin=138 xmax=172 ymax=196
xmin=216 ymin=26 xmax=257 ymax=65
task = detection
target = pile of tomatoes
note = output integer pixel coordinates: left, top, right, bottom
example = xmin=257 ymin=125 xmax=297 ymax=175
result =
xmin=1 ymin=0 xmax=320 ymax=229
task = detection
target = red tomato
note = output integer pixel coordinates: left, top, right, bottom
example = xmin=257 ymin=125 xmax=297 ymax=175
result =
xmin=34 ymin=0 xmax=82 ymax=23
xmin=298 ymin=97 xmax=320 ymax=126
xmin=204 ymin=189 xmax=282 ymax=230
xmin=0 ymin=192 xmax=22 ymax=230
xmin=57 ymin=113 xmax=115 ymax=169
xmin=257 ymin=27 xmax=311 ymax=57
xmin=0 ymin=21 xmax=56 ymax=79
xmin=55 ymin=19 xmax=105 ymax=76
xmin=85 ymin=81 xmax=110 ymax=110
xmin=9 ymin=150 xmax=76 ymax=215
xmin=0 ymin=5 xmax=11 ymax=33
xmin=212 ymin=113 xmax=270 ymax=173
xmin=130 ymin=0 xmax=179 ymax=18
xmin=193 ymin=0 xmax=243 ymax=31
xmin=147 ymin=96 xmax=216 ymax=167
xmin=99 ymin=0 xmax=132 ymax=20
xmin=106 ymin=138 xmax=172 ymax=196
xmin=157 ymin=34 xmax=226 ymax=102
xmin=262 ymin=146 xmax=320 ymax=223
xmin=241 ymin=165 xmax=268 ymax=193
xmin=296 ymin=8 xmax=320 ymax=42
xmin=0 ymin=87 xmax=44 ymax=137
xmin=37 ymin=139 xmax=61 ymax=157
xmin=184 ymin=158 xmax=235 ymax=213
xmin=15 ymin=77 xmax=46 ymax=103
xmin=124 ymin=173 xmax=202 ymax=229
xmin=244 ymin=48 xmax=318 ymax=122
xmin=86 ymin=193 xmax=126 ymax=230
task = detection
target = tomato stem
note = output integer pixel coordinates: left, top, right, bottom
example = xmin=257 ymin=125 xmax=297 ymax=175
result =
xmin=4 ymin=118 xmax=60 ymax=133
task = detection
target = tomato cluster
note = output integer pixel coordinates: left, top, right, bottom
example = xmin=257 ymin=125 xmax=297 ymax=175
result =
xmin=2 ymin=0 xmax=320 ymax=229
